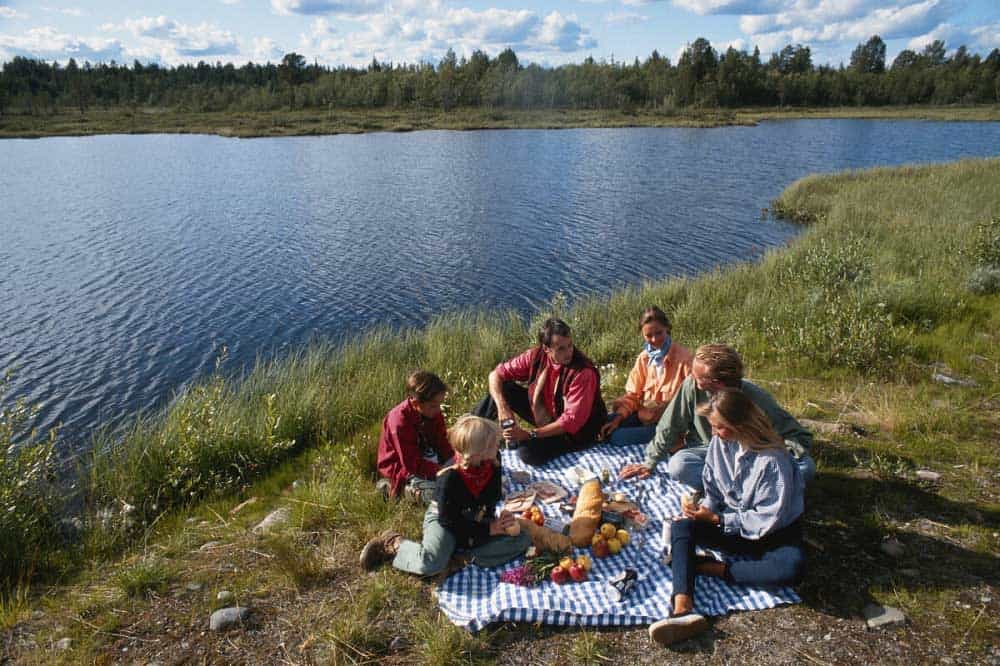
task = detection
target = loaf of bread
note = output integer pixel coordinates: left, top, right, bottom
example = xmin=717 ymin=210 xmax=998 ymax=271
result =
xmin=569 ymin=479 xmax=604 ymax=547
xmin=516 ymin=518 xmax=572 ymax=553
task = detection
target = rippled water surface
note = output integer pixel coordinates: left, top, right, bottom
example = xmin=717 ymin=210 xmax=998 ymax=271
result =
xmin=2 ymin=119 xmax=999 ymax=447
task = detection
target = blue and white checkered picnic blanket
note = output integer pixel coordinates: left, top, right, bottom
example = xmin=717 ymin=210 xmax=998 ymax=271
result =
xmin=436 ymin=442 xmax=801 ymax=630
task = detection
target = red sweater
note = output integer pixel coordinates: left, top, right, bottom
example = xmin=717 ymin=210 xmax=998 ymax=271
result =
xmin=376 ymin=398 xmax=455 ymax=497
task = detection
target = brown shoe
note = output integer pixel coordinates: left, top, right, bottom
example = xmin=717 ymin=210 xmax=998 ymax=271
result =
xmin=360 ymin=530 xmax=402 ymax=571
xmin=648 ymin=612 xmax=708 ymax=646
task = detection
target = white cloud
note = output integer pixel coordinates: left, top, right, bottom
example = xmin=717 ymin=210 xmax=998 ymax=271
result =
xmin=251 ymin=36 xmax=282 ymax=62
xmin=907 ymin=20 xmax=1000 ymax=53
xmin=606 ymin=11 xmax=647 ymax=25
xmin=299 ymin=4 xmax=597 ymax=65
xmin=0 ymin=25 xmax=123 ymax=62
xmin=122 ymin=15 xmax=240 ymax=58
xmin=61 ymin=8 xmax=84 ymax=16
xmin=221 ymin=0 xmax=241 ymax=5
xmin=0 ymin=6 xmax=28 ymax=19
xmin=270 ymin=0 xmax=381 ymax=16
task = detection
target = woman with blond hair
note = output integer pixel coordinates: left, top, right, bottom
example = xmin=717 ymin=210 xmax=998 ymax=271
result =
xmin=649 ymin=388 xmax=805 ymax=647
xmin=360 ymin=415 xmax=530 ymax=575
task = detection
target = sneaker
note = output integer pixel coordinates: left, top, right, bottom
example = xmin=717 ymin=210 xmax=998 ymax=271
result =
xmin=375 ymin=478 xmax=391 ymax=502
xmin=359 ymin=530 xmax=402 ymax=571
xmin=648 ymin=612 xmax=708 ymax=646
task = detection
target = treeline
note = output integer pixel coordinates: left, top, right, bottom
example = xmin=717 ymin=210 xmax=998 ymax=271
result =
xmin=2 ymin=35 xmax=999 ymax=116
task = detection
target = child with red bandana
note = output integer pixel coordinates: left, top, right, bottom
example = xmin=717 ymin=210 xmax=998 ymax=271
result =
xmin=360 ymin=415 xmax=530 ymax=575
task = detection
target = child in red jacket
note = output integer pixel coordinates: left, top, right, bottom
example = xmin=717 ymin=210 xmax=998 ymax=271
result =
xmin=376 ymin=371 xmax=455 ymax=503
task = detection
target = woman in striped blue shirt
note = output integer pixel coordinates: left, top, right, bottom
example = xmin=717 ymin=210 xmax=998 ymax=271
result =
xmin=650 ymin=387 xmax=806 ymax=647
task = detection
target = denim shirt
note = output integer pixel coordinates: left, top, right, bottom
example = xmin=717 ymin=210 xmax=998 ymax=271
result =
xmin=701 ymin=435 xmax=804 ymax=540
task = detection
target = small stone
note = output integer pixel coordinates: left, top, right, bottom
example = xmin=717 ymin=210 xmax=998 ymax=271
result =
xmin=186 ymin=582 xmax=203 ymax=592
xmin=186 ymin=517 xmax=198 ymax=524
xmin=823 ymin=633 xmax=832 ymax=640
xmin=864 ymin=604 xmax=907 ymax=629
xmin=981 ymin=595 xmax=992 ymax=604
xmin=31 ymin=610 xmax=45 ymax=619
xmin=292 ymin=480 xmax=304 ymax=490
xmin=209 ymin=606 xmax=250 ymax=632
xmin=54 ymin=638 xmax=72 ymax=650
xmin=932 ymin=372 xmax=978 ymax=387
xmin=880 ymin=538 xmax=905 ymax=558
xmin=217 ymin=590 xmax=235 ymax=604
xmin=916 ymin=470 xmax=941 ymax=482
xmin=253 ymin=508 xmax=290 ymax=535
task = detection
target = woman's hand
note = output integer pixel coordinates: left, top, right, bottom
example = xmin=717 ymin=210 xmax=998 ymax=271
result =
xmin=618 ymin=463 xmax=652 ymax=481
xmin=489 ymin=510 xmax=516 ymax=536
xmin=681 ymin=501 xmax=719 ymax=524
xmin=504 ymin=423 xmax=530 ymax=442
xmin=637 ymin=404 xmax=665 ymax=425
xmin=600 ymin=414 xmax=623 ymax=439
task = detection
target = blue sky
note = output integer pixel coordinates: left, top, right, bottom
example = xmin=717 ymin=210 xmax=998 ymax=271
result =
xmin=0 ymin=1 xmax=997 ymax=69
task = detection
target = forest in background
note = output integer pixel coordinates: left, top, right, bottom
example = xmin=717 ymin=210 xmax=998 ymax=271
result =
xmin=2 ymin=35 xmax=999 ymax=117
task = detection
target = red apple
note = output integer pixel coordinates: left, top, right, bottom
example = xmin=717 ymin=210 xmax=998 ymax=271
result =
xmin=569 ymin=564 xmax=587 ymax=582
xmin=592 ymin=539 xmax=611 ymax=559
xmin=550 ymin=566 xmax=570 ymax=584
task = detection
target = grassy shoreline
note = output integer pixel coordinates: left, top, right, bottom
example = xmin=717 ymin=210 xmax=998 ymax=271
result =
xmin=3 ymin=158 xmax=999 ymax=663
xmin=1 ymin=104 xmax=999 ymax=138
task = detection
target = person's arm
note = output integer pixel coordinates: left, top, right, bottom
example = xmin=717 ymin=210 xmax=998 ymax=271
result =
xmin=388 ymin=419 xmax=439 ymax=480
xmin=750 ymin=382 xmax=813 ymax=457
xmin=489 ymin=349 xmax=535 ymax=424
xmin=617 ymin=354 xmax=647 ymax=419
xmin=643 ymin=377 xmax=697 ymax=469
xmin=701 ymin=438 xmax=725 ymax=515
xmin=508 ymin=365 xmax=596 ymax=442
xmin=432 ymin=412 xmax=455 ymax=462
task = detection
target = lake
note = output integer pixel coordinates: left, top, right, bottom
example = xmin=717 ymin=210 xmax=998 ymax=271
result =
xmin=2 ymin=119 xmax=999 ymax=448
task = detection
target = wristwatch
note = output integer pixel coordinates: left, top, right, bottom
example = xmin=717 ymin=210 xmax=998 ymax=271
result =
xmin=529 ymin=430 xmax=538 ymax=441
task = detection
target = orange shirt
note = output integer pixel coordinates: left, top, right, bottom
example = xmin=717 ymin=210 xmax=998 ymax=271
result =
xmin=614 ymin=342 xmax=693 ymax=420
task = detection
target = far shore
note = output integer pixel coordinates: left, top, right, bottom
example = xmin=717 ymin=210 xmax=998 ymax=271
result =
xmin=2 ymin=104 xmax=999 ymax=139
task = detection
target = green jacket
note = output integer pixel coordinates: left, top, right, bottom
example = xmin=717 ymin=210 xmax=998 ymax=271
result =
xmin=643 ymin=376 xmax=813 ymax=469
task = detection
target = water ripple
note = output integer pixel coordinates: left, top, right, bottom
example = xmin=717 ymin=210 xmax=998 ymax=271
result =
xmin=3 ymin=121 xmax=1000 ymax=448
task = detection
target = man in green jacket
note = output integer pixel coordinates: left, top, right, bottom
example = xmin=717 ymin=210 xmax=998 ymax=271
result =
xmin=618 ymin=343 xmax=815 ymax=489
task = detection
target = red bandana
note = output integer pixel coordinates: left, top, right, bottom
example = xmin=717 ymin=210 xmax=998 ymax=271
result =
xmin=457 ymin=461 xmax=495 ymax=497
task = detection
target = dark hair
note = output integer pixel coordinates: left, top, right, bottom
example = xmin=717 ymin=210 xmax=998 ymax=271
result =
xmin=639 ymin=306 xmax=671 ymax=333
xmin=406 ymin=370 xmax=448 ymax=403
xmin=694 ymin=343 xmax=744 ymax=388
xmin=537 ymin=317 xmax=572 ymax=347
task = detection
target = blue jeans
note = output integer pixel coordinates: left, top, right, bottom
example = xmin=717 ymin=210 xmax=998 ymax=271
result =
xmin=667 ymin=443 xmax=816 ymax=490
xmin=606 ymin=413 xmax=657 ymax=447
xmin=669 ymin=517 xmax=804 ymax=602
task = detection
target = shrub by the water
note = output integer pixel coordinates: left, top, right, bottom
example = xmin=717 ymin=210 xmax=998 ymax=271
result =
xmin=0 ymin=373 xmax=61 ymax=586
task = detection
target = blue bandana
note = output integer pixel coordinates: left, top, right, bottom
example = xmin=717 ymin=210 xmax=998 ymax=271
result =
xmin=644 ymin=336 xmax=672 ymax=368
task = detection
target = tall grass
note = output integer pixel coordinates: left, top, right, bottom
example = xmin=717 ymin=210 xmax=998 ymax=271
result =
xmin=1 ymin=373 xmax=62 ymax=587
xmin=3 ymin=157 xmax=999 ymax=590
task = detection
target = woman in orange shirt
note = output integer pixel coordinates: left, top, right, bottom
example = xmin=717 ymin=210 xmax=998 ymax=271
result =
xmin=601 ymin=307 xmax=693 ymax=447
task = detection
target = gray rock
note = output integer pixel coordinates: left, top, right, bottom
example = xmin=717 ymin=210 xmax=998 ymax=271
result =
xmin=217 ymin=590 xmax=235 ymax=604
xmin=864 ymin=604 xmax=907 ymax=629
xmin=253 ymin=508 xmax=290 ymax=535
xmin=185 ymin=582 xmax=203 ymax=592
xmin=54 ymin=637 xmax=72 ymax=650
xmin=916 ymin=470 xmax=942 ymax=482
xmin=880 ymin=538 xmax=905 ymax=558
xmin=209 ymin=606 xmax=250 ymax=632
xmin=932 ymin=372 xmax=978 ymax=387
